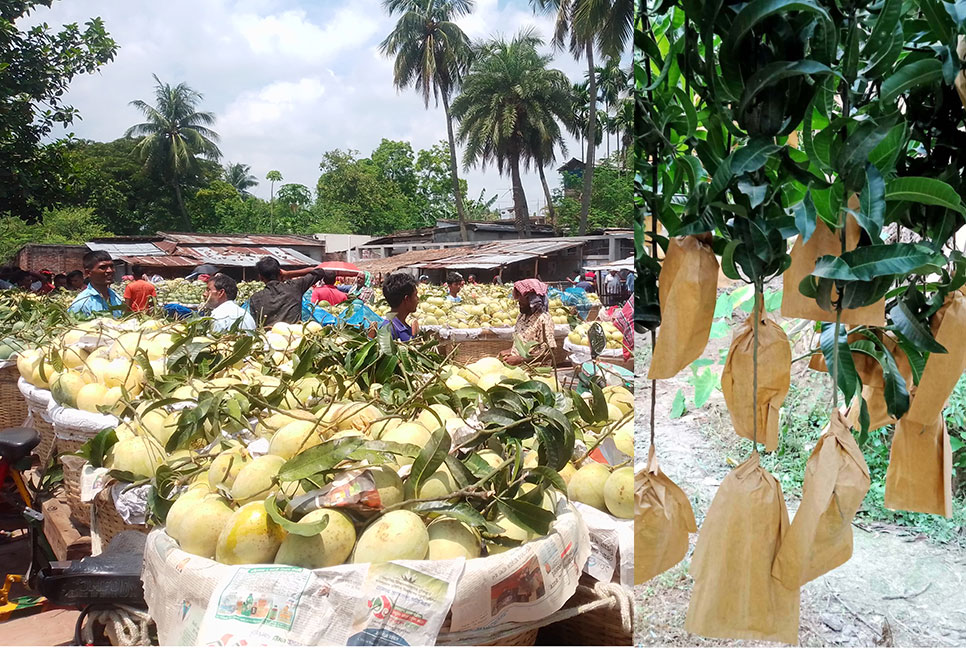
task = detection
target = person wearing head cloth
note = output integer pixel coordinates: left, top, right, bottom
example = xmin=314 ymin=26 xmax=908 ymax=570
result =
xmin=498 ymin=279 xmax=556 ymax=366
xmin=348 ymin=271 xmax=375 ymax=303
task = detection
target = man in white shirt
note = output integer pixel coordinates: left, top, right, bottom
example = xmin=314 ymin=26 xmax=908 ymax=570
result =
xmin=203 ymin=274 xmax=256 ymax=333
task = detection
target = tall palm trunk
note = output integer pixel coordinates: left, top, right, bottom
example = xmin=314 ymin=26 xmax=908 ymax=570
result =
xmin=538 ymin=165 xmax=556 ymax=228
xmin=172 ymin=179 xmax=191 ymax=230
xmin=442 ymin=93 xmax=469 ymax=242
xmin=509 ymin=150 xmax=530 ymax=237
xmin=580 ymin=41 xmax=597 ymax=236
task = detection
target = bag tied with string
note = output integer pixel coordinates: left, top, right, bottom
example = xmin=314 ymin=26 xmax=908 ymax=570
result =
xmin=634 ymin=446 xmax=697 ymax=584
xmin=884 ymin=289 xmax=964 ymax=516
xmin=845 ymin=332 xmax=915 ymax=431
xmin=648 ymin=235 xmax=719 ymax=379
xmin=773 ymin=410 xmax=870 ymax=588
xmin=721 ymin=305 xmax=791 ymax=451
xmin=781 ymin=205 xmax=885 ymax=327
xmin=684 ymin=452 xmax=800 ymax=644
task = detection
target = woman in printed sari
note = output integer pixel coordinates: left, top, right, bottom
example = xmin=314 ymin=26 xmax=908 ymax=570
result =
xmin=498 ymin=279 xmax=556 ymax=366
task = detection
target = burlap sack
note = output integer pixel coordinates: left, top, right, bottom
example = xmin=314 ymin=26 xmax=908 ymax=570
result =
xmin=721 ymin=311 xmax=791 ymax=451
xmin=648 ymin=235 xmax=719 ymax=379
xmin=884 ymin=416 xmax=953 ymax=517
xmin=684 ymin=453 xmax=800 ymax=645
xmin=634 ymin=446 xmax=697 ymax=584
xmin=904 ymin=289 xmax=966 ymax=427
xmin=773 ymin=411 xmax=870 ymax=588
xmin=781 ymin=202 xmax=885 ymax=327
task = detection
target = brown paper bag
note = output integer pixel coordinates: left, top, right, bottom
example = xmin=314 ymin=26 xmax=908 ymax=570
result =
xmin=884 ymin=416 xmax=953 ymax=517
xmin=781 ymin=203 xmax=885 ymax=327
xmin=956 ymin=36 xmax=966 ymax=109
xmin=634 ymin=446 xmax=697 ymax=584
xmin=684 ymin=453 xmax=800 ymax=644
xmin=904 ymin=289 xmax=966 ymax=427
xmin=773 ymin=411 xmax=870 ymax=588
xmin=721 ymin=311 xmax=791 ymax=451
xmin=648 ymin=235 xmax=719 ymax=379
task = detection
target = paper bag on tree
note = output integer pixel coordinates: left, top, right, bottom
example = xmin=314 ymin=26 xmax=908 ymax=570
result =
xmin=721 ymin=310 xmax=791 ymax=451
xmin=781 ymin=204 xmax=885 ymax=327
xmin=884 ymin=416 xmax=953 ymax=517
xmin=648 ymin=235 xmax=719 ymax=379
xmin=634 ymin=446 xmax=697 ymax=584
xmin=904 ymin=289 xmax=966 ymax=427
xmin=773 ymin=411 xmax=870 ymax=588
xmin=684 ymin=453 xmax=800 ymax=645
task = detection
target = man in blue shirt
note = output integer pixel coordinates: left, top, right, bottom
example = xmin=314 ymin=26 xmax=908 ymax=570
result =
xmin=69 ymin=250 xmax=123 ymax=317
xmin=446 ymin=272 xmax=464 ymax=303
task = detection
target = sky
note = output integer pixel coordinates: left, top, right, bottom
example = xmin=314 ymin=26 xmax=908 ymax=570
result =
xmin=27 ymin=0 xmax=629 ymax=219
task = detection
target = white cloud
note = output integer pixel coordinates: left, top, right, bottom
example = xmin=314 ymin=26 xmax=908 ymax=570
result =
xmin=25 ymin=0 xmax=628 ymax=222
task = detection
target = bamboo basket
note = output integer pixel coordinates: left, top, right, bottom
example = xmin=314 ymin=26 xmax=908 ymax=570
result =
xmin=92 ymin=486 xmax=149 ymax=546
xmin=18 ymin=377 xmax=56 ymax=465
xmin=538 ymin=576 xmax=633 ymax=646
xmin=436 ymin=626 xmax=537 ymax=646
xmin=61 ymin=454 xmax=91 ymax=528
xmin=0 ymin=362 xmax=28 ymax=431
xmin=448 ymin=337 xmax=510 ymax=364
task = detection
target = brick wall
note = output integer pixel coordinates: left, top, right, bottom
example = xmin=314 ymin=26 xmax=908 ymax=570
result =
xmin=14 ymin=245 xmax=88 ymax=275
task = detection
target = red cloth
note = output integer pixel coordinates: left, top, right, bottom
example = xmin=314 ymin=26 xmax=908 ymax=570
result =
xmin=311 ymin=285 xmax=347 ymax=306
xmin=124 ymin=279 xmax=156 ymax=312
xmin=513 ymin=279 xmax=548 ymax=297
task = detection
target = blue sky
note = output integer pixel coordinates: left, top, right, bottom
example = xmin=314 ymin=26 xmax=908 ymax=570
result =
xmin=27 ymin=0 xmax=628 ymax=219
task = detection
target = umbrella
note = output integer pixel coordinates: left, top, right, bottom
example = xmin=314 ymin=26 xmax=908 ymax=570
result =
xmin=186 ymin=264 xmax=220 ymax=281
xmin=316 ymin=261 xmax=361 ymax=280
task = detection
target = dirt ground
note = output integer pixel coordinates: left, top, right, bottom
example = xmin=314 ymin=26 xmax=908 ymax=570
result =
xmin=632 ymin=327 xmax=966 ymax=647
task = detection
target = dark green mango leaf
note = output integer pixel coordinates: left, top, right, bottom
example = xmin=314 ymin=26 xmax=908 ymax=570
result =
xmin=884 ymin=176 xmax=966 ymax=214
xmin=812 ymin=244 xmax=943 ymax=281
xmin=407 ymin=427 xmax=451 ymax=499
xmin=820 ymin=322 xmax=859 ymax=401
xmin=278 ymin=437 xmax=366 ymax=482
xmin=265 ymin=495 xmax=330 ymax=537
xmin=495 ymin=497 xmax=555 ymax=537
xmin=858 ymin=164 xmax=885 ymax=242
xmin=889 ymin=301 xmax=947 ymax=354
xmin=880 ymin=58 xmax=944 ymax=104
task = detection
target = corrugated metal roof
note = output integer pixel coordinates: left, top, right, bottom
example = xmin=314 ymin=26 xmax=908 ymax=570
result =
xmin=415 ymin=240 xmax=583 ymax=270
xmin=161 ymin=233 xmax=323 ymax=247
xmin=86 ymin=242 xmax=166 ymax=256
xmin=186 ymin=246 xmax=317 ymax=267
xmin=117 ymin=255 xmax=199 ymax=267
xmin=355 ymin=247 xmax=477 ymax=274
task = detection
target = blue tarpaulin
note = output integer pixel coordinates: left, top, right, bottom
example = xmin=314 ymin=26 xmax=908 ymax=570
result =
xmin=336 ymin=300 xmax=386 ymax=328
xmin=163 ymin=303 xmax=195 ymax=320
xmin=302 ymin=294 xmax=338 ymax=325
xmin=549 ymin=286 xmax=593 ymax=319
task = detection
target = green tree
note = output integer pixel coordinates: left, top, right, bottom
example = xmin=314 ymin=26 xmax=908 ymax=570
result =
xmin=531 ymin=0 xmax=633 ymax=235
xmin=0 ymin=207 xmax=113 ymax=262
xmin=372 ymin=139 xmax=418 ymax=200
xmin=266 ymin=169 xmax=282 ymax=233
xmin=223 ymin=162 xmax=258 ymax=196
xmin=415 ymin=141 xmax=468 ymax=224
xmin=0 ymin=2 xmax=117 ymax=223
xmin=553 ymin=158 xmax=631 ymax=234
xmin=451 ymin=30 xmax=572 ymax=236
xmin=380 ymin=0 xmax=474 ymax=241
xmin=125 ymin=75 xmax=222 ymax=230
xmin=315 ymin=149 xmax=420 ymax=235
xmin=186 ymin=180 xmax=243 ymax=233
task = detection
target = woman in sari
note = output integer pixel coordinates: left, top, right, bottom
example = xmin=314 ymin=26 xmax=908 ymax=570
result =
xmin=498 ymin=279 xmax=556 ymax=366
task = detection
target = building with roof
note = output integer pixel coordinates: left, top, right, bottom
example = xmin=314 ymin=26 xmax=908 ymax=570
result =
xmin=362 ymin=220 xmax=556 ymax=255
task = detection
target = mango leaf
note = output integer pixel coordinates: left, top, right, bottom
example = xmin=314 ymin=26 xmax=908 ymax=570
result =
xmin=265 ymin=495 xmax=330 ymax=537
xmin=794 ymin=192 xmax=818 ymax=243
xmin=857 ymin=164 xmax=885 ymax=242
xmin=889 ymin=302 xmax=947 ymax=354
xmin=278 ymin=437 xmax=366 ymax=482
xmin=411 ymin=501 xmax=503 ymax=535
xmin=407 ymin=427 xmax=451 ymax=499
xmin=80 ymin=427 xmax=118 ymax=468
xmin=527 ymin=466 xmax=568 ymax=493
xmin=812 ymin=244 xmax=943 ymax=281
xmin=589 ymin=382 xmax=609 ymax=423
xmin=738 ymin=61 xmax=838 ymax=118
xmin=880 ymin=58 xmax=943 ymax=104
xmin=919 ymin=0 xmax=955 ymax=43
xmin=820 ymin=323 xmax=859 ymax=401
xmin=495 ymin=497 xmax=555 ymax=537
xmin=884 ymin=176 xmax=966 ymax=214
xmin=570 ymin=390 xmax=595 ymax=424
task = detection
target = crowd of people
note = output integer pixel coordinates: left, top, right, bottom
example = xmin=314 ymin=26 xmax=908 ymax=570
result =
xmin=5 ymin=249 xmax=633 ymax=364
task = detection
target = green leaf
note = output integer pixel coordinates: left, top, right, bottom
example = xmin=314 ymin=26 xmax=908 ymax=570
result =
xmin=738 ymin=61 xmax=838 ymax=118
xmin=495 ymin=497 xmax=554 ymax=537
xmin=81 ymin=427 xmax=118 ymax=468
xmin=570 ymin=390 xmax=595 ymax=424
xmin=820 ymin=322 xmax=859 ymax=401
xmin=407 ymin=427 xmax=451 ymax=499
xmin=411 ymin=501 xmax=503 ymax=535
xmin=589 ymin=382 xmax=609 ymax=423
xmin=709 ymin=319 xmax=731 ymax=339
xmin=265 ymin=495 xmax=330 ymax=537
xmin=884 ymin=176 xmax=966 ymax=214
xmin=919 ymin=0 xmax=955 ymax=44
xmin=890 ymin=302 xmax=947 ymax=354
xmin=880 ymin=59 xmax=944 ymax=104
xmin=858 ymin=164 xmax=885 ymax=242
xmin=278 ymin=437 xmax=365 ymax=482
xmin=794 ymin=192 xmax=817 ymax=243
xmin=868 ymin=122 xmax=905 ymax=174
xmin=527 ymin=465 xmax=568 ymax=493
xmin=812 ymin=244 xmax=944 ymax=281
xmin=692 ymin=369 xmax=715 ymax=408
xmin=670 ymin=389 xmax=686 ymax=419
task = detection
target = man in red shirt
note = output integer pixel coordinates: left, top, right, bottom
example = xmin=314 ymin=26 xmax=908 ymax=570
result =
xmin=310 ymin=270 xmax=348 ymax=306
xmin=123 ymin=264 xmax=157 ymax=312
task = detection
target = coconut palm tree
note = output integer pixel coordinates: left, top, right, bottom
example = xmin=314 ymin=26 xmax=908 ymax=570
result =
xmin=451 ymin=30 xmax=572 ymax=236
xmin=125 ymin=74 xmax=221 ymax=230
xmin=530 ymin=0 xmax=633 ymax=235
xmin=266 ymin=170 xmax=282 ymax=233
xmin=380 ymin=0 xmax=474 ymax=241
xmin=224 ymin=162 xmax=258 ymax=196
